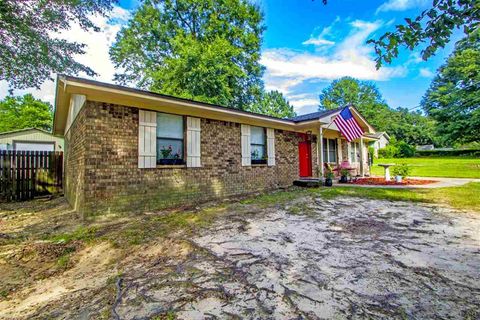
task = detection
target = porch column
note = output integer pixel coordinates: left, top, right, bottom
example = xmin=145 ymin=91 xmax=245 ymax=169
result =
xmin=360 ymin=137 xmax=365 ymax=177
xmin=336 ymin=138 xmax=342 ymax=165
xmin=319 ymin=126 xmax=324 ymax=178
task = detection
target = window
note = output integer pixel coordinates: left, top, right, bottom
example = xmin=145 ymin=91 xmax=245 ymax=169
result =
xmin=350 ymin=142 xmax=360 ymax=163
xmin=322 ymin=138 xmax=337 ymax=163
xmin=251 ymin=126 xmax=266 ymax=164
xmin=156 ymin=112 xmax=184 ymax=165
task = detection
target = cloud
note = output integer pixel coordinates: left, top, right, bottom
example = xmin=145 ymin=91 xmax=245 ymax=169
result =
xmin=302 ymin=16 xmax=340 ymax=48
xmin=419 ymin=68 xmax=434 ymax=78
xmin=376 ymin=0 xmax=429 ymax=13
xmin=0 ymin=6 xmax=130 ymax=105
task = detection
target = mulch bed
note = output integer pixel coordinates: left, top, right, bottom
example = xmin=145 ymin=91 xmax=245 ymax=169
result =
xmin=351 ymin=177 xmax=438 ymax=186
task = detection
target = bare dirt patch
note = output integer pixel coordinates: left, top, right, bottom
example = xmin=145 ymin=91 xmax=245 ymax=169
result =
xmin=0 ymin=193 xmax=479 ymax=319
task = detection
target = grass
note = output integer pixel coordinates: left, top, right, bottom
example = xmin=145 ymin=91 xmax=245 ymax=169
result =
xmin=311 ymin=182 xmax=480 ymax=212
xmin=371 ymin=157 xmax=480 ymax=178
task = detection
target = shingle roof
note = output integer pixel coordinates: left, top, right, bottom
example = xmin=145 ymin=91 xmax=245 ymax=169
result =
xmin=289 ymin=108 xmax=342 ymax=123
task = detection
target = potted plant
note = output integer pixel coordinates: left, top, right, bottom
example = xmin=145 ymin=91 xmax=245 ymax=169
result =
xmin=339 ymin=168 xmax=350 ymax=183
xmin=392 ymin=164 xmax=411 ymax=183
xmin=324 ymin=171 xmax=334 ymax=187
xmin=159 ymin=145 xmax=173 ymax=165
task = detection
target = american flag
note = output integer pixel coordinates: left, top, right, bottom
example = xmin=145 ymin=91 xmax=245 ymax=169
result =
xmin=333 ymin=107 xmax=364 ymax=142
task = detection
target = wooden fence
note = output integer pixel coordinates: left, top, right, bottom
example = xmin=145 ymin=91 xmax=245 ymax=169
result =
xmin=0 ymin=151 xmax=63 ymax=202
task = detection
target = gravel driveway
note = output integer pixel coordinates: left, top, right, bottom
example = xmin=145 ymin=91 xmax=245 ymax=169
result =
xmin=112 ymin=196 xmax=480 ymax=319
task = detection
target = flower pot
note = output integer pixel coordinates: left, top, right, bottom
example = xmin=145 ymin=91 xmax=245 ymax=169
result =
xmin=395 ymin=176 xmax=402 ymax=183
xmin=325 ymin=178 xmax=333 ymax=187
xmin=339 ymin=175 xmax=348 ymax=183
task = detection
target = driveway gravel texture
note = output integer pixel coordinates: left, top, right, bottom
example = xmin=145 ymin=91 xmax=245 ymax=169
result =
xmin=2 ymin=195 xmax=480 ymax=319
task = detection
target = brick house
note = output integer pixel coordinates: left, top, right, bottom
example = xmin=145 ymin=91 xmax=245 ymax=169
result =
xmin=53 ymin=75 xmax=378 ymax=214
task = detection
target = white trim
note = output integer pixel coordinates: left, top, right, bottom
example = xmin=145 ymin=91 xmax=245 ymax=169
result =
xmin=65 ymin=94 xmax=86 ymax=134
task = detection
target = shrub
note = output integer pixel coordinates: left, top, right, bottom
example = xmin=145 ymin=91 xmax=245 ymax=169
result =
xmin=396 ymin=141 xmax=416 ymax=158
xmin=392 ymin=164 xmax=411 ymax=178
xmin=378 ymin=144 xmax=399 ymax=158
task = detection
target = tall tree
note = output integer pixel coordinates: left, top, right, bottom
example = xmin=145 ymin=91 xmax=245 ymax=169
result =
xmin=110 ymin=0 xmax=265 ymax=110
xmin=248 ymin=91 xmax=296 ymax=119
xmin=0 ymin=94 xmax=53 ymax=132
xmin=0 ymin=0 xmax=117 ymax=90
xmin=422 ymin=31 xmax=480 ymax=145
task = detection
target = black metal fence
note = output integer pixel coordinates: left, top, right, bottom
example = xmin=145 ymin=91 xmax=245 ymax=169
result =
xmin=0 ymin=151 xmax=63 ymax=201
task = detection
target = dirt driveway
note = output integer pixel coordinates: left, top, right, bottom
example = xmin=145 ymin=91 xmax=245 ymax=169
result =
xmin=1 ymin=194 xmax=479 ymax=319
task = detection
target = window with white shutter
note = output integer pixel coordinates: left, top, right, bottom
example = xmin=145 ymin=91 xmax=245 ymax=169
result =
xmin=241 ymin=124 xmax=251 ymax=166
xmin=138 ymin=110 xmax=157 ymax=168
xmin=267 ymin=128 xmax=275 ymax=166
xmin=186 ymin=117 xmax=201 ymax=167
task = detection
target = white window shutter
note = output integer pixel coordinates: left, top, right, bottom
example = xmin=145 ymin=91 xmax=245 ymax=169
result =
xmin=186 ymin=117 xmax=201 ymax=167
xmin=267 ymin=128 xmax=275 ymax=166
xmin=241 ymin=124 xmax=251 ymax=166
xmin=138 ymin=110 xmax=157 ymax=168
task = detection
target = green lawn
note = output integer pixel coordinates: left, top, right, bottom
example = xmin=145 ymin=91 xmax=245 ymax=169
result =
xmin=371 ymin=157 xmax=480 ymax=178
xmin=312 ymin=182 xmax=480 ymax=212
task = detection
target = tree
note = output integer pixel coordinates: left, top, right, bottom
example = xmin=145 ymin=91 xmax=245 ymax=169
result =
xmin=319 ymin=77 xmax=438 ymax=146
xmin=247 ymin=91 xmax=296 ymax=119
xmin=422 ymin=31 xmax=480 ymax=145
xmin=110 ymin=0 xmax=265 ymax=110
xmin=0 ymin=0 xmax=117 ymax=90
xmin=368 ymin=0 xmax=479 ymax=68
xmin=317 ymin=0 xmax=478 ymax=67
xmin=0 ymin=94 xmax=53 ymax=132
xmin=319 ymin=77 xmax=392 ymax=132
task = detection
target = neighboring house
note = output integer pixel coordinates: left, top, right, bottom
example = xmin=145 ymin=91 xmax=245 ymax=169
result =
xmin=365 ymin=132 xmax=390 ymax=157
xmin=0 ymin=128 xmax=64 ymax=152
xmin=416 ymin=144 xmax=435 ymax=151
xmin=53 ymin=75 xmax=377 ymax=214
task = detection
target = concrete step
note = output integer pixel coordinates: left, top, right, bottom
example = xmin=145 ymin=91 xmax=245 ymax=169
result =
xmin=293 ymin=178 xmax=321 ymax=188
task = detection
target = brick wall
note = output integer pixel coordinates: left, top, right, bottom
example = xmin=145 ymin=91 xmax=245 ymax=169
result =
xmin=65 ymin=101 xmax=317 ymax=215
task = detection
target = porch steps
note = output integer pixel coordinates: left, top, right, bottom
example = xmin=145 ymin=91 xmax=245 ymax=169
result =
xmin=293 ymin=178 xmax=321 ymax=188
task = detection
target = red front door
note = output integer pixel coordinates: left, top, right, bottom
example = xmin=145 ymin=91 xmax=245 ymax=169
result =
xmin=299 ymin=139 xmax=312 ymax=177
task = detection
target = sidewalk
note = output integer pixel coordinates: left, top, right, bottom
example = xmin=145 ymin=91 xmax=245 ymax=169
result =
xmin=334 ymin=177 xmax=480 ymax=189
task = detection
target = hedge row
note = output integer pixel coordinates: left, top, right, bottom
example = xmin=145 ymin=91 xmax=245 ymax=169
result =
xmin=415 ymin=149 xmax=480 ymax=157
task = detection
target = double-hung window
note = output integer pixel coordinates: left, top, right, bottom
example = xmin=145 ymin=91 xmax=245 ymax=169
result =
xmin=322 ymin=138 xmax=337 ymax=163
xmin=350 ymin=142 xmax=360 ymax=163
xmin=156 ymin=112 xmax=184 ymax=165
xmin=250 ymin=126 xmax=267 ymax=165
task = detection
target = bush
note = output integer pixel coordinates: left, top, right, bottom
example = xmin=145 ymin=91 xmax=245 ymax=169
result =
xmin=396 ymin=141 xmax=416 ymax=158
xmin=392 ymin=164 xmax=411 ymax=178
xmin=378 ymin=145 xmax=398 ymax=158
xmin=416 ymin=149 xmax=480 ymax=157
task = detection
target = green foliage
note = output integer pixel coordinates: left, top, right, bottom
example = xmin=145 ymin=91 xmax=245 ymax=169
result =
xmin=378 ymin=145 xmax=399 ymax=158
xmin=422 ymin=31 xmax=480 ymax=145
xmin=0 ymin=0 xmax=117 ymax=89
xmin=319 ymin=77 xmax=439 ymax=146
xmin=396 ymin=141 xmax=416 ymax=158
xmin=49 ymin=226 xmax=99 ymax=244
xmin=367 ymin=0 xmax=479 ymax=68
xmin=0 ymin=94 xmax=53 ymax=132
xmin=110 ymin=0 xmax=264 ymax=110
xmin=247 ymin=90 xmax=296 ymax=118
xmin=392 ymin=164 xmax=411 ymax=178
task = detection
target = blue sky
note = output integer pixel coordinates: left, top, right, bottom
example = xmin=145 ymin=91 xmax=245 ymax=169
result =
xmin=1 ymin=0 xmax=463 ymax=115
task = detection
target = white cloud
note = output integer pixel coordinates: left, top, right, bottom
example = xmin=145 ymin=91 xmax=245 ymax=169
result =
xmin=376 ymin=0 xmax=429 ymax=13
xmin=419 ymin=68 xmax=434 ymax=77
xmin=302 ymin=16 xmax=339 ymax=48
xmin=0 ymin=6 xmax=130 ymax=105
